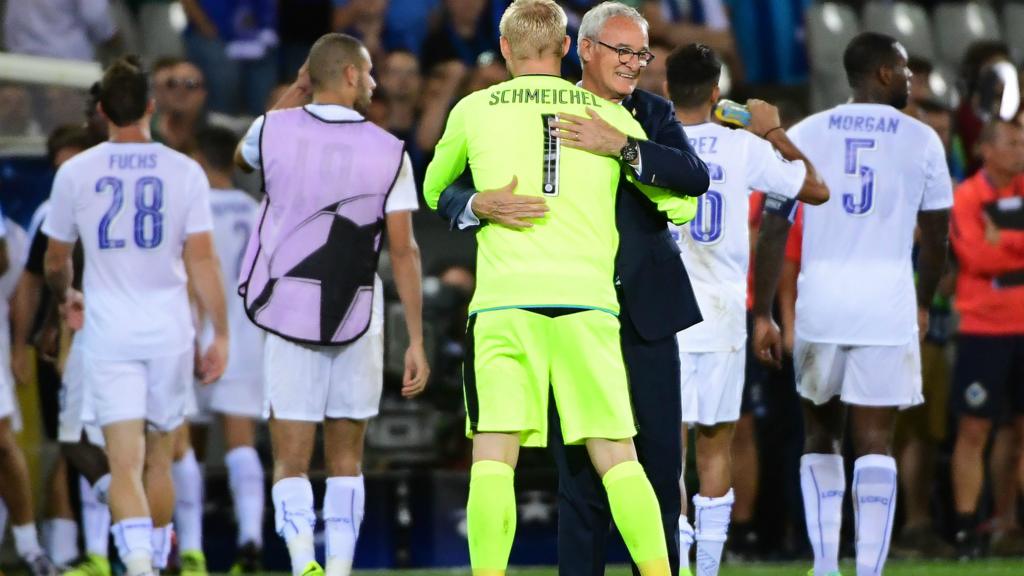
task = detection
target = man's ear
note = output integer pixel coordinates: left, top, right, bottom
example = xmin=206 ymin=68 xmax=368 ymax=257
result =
xmin=345 ymin=64 xmax=360 ymax=87
xmin=146 ymin=99 xmax=156 ymax=115
xmin=710 ymin=84 xmax=721 ymax=106
xmin=877 ymin=65 xmax=893 ymax=88
xmin=500 ymin=36 xmax=512 ymax=62
xmin=579 ymin=37 xmax=593 ymax=64
xmin=96 ymin=101 xmax=108 ymax=122
xmin=561 ymin=35 xmax=571 ymax=58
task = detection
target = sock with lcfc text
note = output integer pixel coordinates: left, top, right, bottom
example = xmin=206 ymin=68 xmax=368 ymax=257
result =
xmin=800 ymin=454 xmax=845 ymax=576
xmin=272 ymin=477 xmax=317 ymax=576
xmin=694 ymin=489 xmax=734 ymax=576
xmin=853 ymin=455 xmax=897 ymax=576
xmin=324 ymin=475 xmax=365 ymax=576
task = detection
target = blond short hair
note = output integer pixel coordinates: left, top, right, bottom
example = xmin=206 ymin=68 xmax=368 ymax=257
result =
xmin=499 ymin=0 xmax=568 ymax=60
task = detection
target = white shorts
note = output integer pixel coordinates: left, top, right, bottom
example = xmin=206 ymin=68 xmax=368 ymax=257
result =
xmin=57 ymin=339 xmax=104 ymax=445
xmin=794 ymin=336 xmax=923 ymax=408
xmin=263 ymin=320 xmax=384 ymax=422
xmin=679 ymin=348 xmax=746 ymax=426
xmin=84 ymin=350 xmax=194 ymax=432
xmin=190 ymin=375 xmax=265 ymax=423
xmin=0 ymin=331 xmax=21 ymax=431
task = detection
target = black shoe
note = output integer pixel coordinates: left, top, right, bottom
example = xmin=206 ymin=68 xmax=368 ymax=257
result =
xmin=954 ymin=529 xmax=981 ymax=560
xmin=228 ymin=542 xmax=262 ymax=574
xmin=725 ymin=522 xmax=760 ymax=562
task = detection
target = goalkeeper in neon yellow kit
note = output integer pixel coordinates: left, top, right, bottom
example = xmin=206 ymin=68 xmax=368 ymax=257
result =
xmin=422 ymin=2 xmax=697 ymax=574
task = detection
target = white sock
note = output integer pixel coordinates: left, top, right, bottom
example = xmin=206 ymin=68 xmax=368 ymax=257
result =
xmin=226 ymin=446 xmax=265 ymax=547
xmin=171 ymin=450 xmax=204 ymax=553
xmin=693 ymin=489 xmax=734 ymax=576
xmin=0 ymin=500 xmax=7 ymax=548
xmin=112 ymin=517 xmax=153 ymax=576
xmin=853 ymin=455 xmax=897 ymax=576
xmin=44 ymin=518 xmax=79 ymax=565
xmin=324 ymin=475 xmax=365 ymax=576
xmin=801 ymin=454 xmax=845 ymax=576
xmin=93 ymin=473 xmax=112 ymax=506
xmin=80 ymin=476 xmax=111 ymax=557
xmin=679 ymin=515 xmax=695 ymax=573
xmin=151 ymin=524 xmax=173 ymax=570
xmin=272 ymin=477 xmax=317 ymax=576
xmin=13 ymin=523 xmax=44 ymax=560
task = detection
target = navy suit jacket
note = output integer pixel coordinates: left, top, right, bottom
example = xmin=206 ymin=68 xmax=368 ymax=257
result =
xmin=436 ymin=88 xmax=708 ymax=341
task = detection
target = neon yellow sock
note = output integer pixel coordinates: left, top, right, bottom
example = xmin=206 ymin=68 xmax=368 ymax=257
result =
xmin=603 ymin=460 xmax=670 ymax=576
xmin=467 ymin=460 xmax=516 ymax=576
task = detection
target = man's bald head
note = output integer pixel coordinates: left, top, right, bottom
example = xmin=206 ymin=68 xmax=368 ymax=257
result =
xmin=308 ymin=33 xmax=369 ymax=91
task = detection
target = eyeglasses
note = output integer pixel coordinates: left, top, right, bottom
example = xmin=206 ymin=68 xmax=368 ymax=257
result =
xmin=159 ymin=78 xmax=204 ymax=91
xmin=595 ymin=40 xmax=655 ymax=67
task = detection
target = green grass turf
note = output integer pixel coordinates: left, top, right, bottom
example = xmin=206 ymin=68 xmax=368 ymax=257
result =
xmin=353 ymin=561 xmax=1023 ymax=576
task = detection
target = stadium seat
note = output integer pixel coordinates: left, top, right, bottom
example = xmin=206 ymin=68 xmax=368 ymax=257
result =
xmin=933 ymin=1 xmax=1001 ymax=67
xmin=862 ymin=1 xmax=935 ymax=60
xmin=806 ymin=2 xmax=860 ymax=111
xmin=1003 ymin=2 xmax=1024 ymax=64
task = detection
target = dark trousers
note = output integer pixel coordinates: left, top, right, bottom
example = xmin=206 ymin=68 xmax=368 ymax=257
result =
xmin=548 ymin=303 xmax=682 ymax=576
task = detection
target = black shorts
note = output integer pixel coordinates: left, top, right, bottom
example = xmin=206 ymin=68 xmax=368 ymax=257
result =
xmin=953 ymin=334 xmax=1024 ymax=423
xmin=36 ymin=356 xmax=61 ymax=440
xmin=742 ymin=313 xmax=768 ymax=417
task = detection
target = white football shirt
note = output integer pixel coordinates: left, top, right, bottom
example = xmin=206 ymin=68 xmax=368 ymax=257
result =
xmin=200 ymin=188 xmax=264 ymax=381
xmin=787 ymin=103 xmax=953 ymax=345
xmin=43 ymin=141 xmax=214 ymax=360
xmin=676 ymin=122 xmax=807 ymax=352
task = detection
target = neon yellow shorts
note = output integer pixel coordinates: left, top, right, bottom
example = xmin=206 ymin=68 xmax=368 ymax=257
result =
xmin=463 ymin=307 xmax=636 ymax=447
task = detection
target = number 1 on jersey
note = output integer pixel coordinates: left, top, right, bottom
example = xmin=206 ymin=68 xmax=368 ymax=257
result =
xmin=843 ymin=138 xmax=875 ymax=215
xmin=541 ymin=114 xmax=560 ymax=196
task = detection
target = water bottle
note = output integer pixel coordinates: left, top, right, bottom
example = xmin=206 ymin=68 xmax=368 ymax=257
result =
xmin=714 ymin=99 xmax=751 ymax=128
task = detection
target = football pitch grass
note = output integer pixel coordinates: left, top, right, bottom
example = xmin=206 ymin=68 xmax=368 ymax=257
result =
xmin=341 ymin=562 xmax=1023 ymax=576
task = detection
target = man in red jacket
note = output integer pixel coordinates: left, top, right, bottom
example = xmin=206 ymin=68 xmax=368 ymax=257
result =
xmin=950 ymin=119 xmax=1024 ymax=556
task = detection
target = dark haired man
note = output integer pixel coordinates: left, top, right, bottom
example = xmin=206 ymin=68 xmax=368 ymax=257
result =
xmin=235 ymin=33 xmax=428 ymax=576
xmin=665 ymin=42 xmax=827 ymax=576
xmin=43 ymin=56 xmax=229 ymax=576
xmin=752 ymin=32 xmax=952 ymax=576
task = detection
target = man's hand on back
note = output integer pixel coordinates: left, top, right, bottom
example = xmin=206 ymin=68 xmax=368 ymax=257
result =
xmin=472 ymin=176 xmax=550 ymax=229
xmin=550 ymin=108 xmax=628 ymax=156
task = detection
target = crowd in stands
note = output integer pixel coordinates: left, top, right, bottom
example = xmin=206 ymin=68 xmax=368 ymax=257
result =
xmin=3 ymin=0 xmax=1024 ymax=564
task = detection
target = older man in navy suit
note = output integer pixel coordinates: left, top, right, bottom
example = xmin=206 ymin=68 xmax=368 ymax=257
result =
xmin=436 ymin=3 xmax=709 ymax=575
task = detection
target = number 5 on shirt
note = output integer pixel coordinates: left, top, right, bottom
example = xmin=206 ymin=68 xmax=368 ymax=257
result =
xmin=843 ymin=138 xmax=875 ymax=216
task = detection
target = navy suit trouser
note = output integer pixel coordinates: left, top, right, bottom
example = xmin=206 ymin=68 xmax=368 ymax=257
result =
xmin=548 ymin=301 xmax=682 ymax=576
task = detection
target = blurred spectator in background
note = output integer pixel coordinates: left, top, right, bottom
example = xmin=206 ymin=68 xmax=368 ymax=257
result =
xmin=725 ymin=0 xmax=809 ymax=85
xmin=637 ymin=41 xmax=671 ymax=97
xmin=150 ymin=57 xmax=209 ymax=150
xmin=0 ymin=84 xmax=43 ymax=138
xmin=332 ymin=0 xmax=390 ymax=66
xmin=182 ymin=0 xmax=279 ymax=116
xmin=3 ymin=0 xmax=120 ymax=63
xmin=372 ymin=51 xmax=424 ymax=167
xmin=110 ymin=0 xmax=185 ymax=63
xmin=949 ymin=120 xmax=1024 ymax=558
xmin=906 ymin=56 xmax=967 ymax=181
xmin=420 ymin=0 xmax=501 ymax=73
xmin=956 ymin=41 xmax=1013 ymax=173
xmin=640 ymin=0 xmax=739 ymax=79
xmin=334 ymin=0 xmax=441 ymax=55
xmin=277 ymin=0 xmax=333 ymax=80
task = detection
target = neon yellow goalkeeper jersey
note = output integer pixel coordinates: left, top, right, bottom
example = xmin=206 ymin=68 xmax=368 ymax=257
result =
xmin=424 ymin=74 xmax=695 ymax=315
